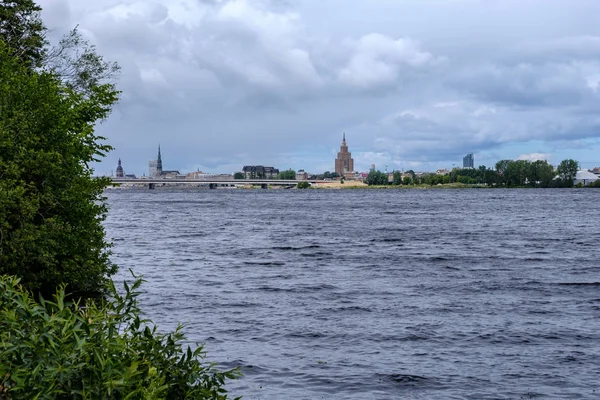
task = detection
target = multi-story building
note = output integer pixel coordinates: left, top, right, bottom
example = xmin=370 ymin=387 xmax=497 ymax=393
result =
xmin=242 ymin=165 xmax=279 ymax=179
xmin=296 ymin=170 xmax=309 ymax=180
xmin=149 ymin=145 xmax=162 ymax=177
xmin=335 ymin=133 xmax=354 ymax=175
xmin=463 ymin=153 xmax=474 ymax=169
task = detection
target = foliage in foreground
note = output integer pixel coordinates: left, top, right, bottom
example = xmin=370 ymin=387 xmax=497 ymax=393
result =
xmin=0 ymin=274 xmax=241 ymax=400
xmin=0 ymin=38 xmax=118 ymax=297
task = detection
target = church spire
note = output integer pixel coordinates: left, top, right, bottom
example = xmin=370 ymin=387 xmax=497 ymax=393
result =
xmin=156 ymin=144 xmax=163 ymax=173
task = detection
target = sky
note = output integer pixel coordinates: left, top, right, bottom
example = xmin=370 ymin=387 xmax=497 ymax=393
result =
xmin=37 ymin=0 xmax=600 ymax=176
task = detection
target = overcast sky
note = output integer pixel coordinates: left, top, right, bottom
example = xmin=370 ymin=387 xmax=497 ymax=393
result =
xmin=38 ymin=0 xmax=600 ymax=176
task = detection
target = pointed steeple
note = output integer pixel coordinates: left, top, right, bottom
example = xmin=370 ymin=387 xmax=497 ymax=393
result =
xmin=156 ymin=144 xmax=163 ymax=173
xmin=342 ymin=132 xmax=346 ymax=145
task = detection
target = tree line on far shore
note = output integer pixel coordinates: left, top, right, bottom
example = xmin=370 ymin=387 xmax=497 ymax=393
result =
xmin=365 ymin=159 xmax=599 ymax=188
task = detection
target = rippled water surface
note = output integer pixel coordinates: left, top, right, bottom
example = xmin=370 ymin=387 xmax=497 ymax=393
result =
xmin=104 ymin=189 xmax=600 ymax=399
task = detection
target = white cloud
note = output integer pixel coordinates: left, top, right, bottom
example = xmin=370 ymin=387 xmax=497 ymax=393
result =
xmin=339 ymin=34 xmax=435 ymax=89
xmin=517 ymin=153 xmax=552 ymax=162
xmin=139 ymin=68 xmax=167 ymax=85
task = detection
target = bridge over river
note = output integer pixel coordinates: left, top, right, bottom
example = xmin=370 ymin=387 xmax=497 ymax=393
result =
xmin=110 ymin=178 xmax=326 ymax=189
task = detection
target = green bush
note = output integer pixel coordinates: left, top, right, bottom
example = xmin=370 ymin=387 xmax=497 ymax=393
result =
xmin=0 ymin=40 xmax=117 ymax=298
xmin=0 ymin=274 xmax=241 ymax=399
xmin=364 ymin=170 xmax=387 ymax=185
xmin=296 ymin=181 xmax=310 ymax=189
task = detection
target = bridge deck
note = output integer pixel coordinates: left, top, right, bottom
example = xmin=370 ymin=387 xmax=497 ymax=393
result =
xmin=110 ymin=178 xmax=326 ymax=185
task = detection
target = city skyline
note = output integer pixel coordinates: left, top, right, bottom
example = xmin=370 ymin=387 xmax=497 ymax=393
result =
xmin=38 ymin=0 xmax=600 ymax=176
xmin=111 ymin=143 xmax=591 ymax=179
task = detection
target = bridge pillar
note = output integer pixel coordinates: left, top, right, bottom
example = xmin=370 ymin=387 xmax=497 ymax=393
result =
xmin=209 ymin=183 xmax=216 ymax=189
xmin=148 ymin=183 xmax=155 ymax=190
xmin=261 ymin=183 xmax=268 ymax=189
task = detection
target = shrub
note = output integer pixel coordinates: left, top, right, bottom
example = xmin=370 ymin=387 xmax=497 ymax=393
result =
xmin=364 ymin=170 xmax=387 ymax=185
xmin=0 ymin=273 xmax=241 ymax=399
xmin=0 ymin=40 xmax=117 ymax=298
xmin=297 ymin=181 xmax=310 ymax=189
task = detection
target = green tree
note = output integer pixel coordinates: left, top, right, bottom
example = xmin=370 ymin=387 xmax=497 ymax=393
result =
xmin=402 ymin=176 xmax=412 ymax=185
xmin=0 ymin=39 xmax=119 ymax=297
xmin=557 ymin=159 xmax=579 ymax=186
xmin=233 ymin=172 xmax=244 ymax=179
xmin=495 ymin=159 xmax=511 ymax=176
xmin=297 ymin=181 xmax=310 ymax=189
xmin=0 ymin=0 xmax=46 ymax=68
xmin=365 ymin=170 xmax=388 ymax=185
xmin=278 ymin=169 xmax=296 ymax=180
xmin=44 ymin=27 xmax=121 ymax=96
xmin=483 ymin=168 xmax=500 ymax=186
xmin=392 ymin=170 xmax=402 ymax=185
xmin=528 ymin=160 xmax=554 ymax=187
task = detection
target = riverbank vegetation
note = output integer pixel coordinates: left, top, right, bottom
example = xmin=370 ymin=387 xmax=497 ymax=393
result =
xmin=0 ymin=274 xmax=241 ymax=399
xmin=0 ymin=1 xmax=238 ymax=398
xmin=364 ymin=159 xmax=592 ymax=188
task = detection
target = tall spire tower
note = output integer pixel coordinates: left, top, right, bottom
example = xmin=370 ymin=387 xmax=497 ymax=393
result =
xmin=156 ymin=145 xmax=163 ymax=175
xmin=335 ymin=133 xmax=354 ymax=176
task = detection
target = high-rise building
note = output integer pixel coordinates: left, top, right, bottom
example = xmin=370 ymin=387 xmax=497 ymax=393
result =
xmin=149 ymin=160 xmax=158 ymax=177
xmin=463 ymin=153 xmax=474 ymax=169
xmin=335 ymin=133 xmax=354 ymax=175
xmin=116 ymin=158 xmax=124 ymax=177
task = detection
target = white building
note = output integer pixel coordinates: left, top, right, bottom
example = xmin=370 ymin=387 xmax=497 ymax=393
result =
xmin=574 ymin=170 xmax=599 ymax=186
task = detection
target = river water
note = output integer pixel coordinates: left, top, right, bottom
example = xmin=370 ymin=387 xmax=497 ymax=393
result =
xmin=104 ymin=188 xmax=600 ymax=399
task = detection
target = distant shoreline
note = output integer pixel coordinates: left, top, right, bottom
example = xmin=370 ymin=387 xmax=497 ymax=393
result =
xmin=104 ymin=182 xmax=593 ymax=191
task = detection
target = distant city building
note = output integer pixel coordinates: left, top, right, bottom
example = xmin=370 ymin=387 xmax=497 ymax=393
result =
xmin=149 ymin=145 xmax=179 ymax=177
xmin=185 ymin=171 xmax=206 ymax=179
xmin=242 ymin=165 xmax=279 ymax=179
xmin=463 ymin=153 xmax=474 ymax=169
xmin=296 ymin=169 xmax=309 ymax=180
xmin=436 ymin=168 xmax=450 ymax=175
xmin=185 ymin=171 xmax=233 ymax=181
xmin=149 ymin=159 xmax=158 ymax=177
xmin=574 ymin=170 xmax=599 ymax=186
xmin=116 ymin=158 xmax=124 ymax=177
xmin=149 ymin=145 xmax=162 ymax=177
xmin=335 ymin=133 xmax=354 ymax=175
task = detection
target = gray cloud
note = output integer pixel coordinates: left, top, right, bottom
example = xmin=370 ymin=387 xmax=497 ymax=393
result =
xmin=36 ymin=0 xmax=600 ymax=175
